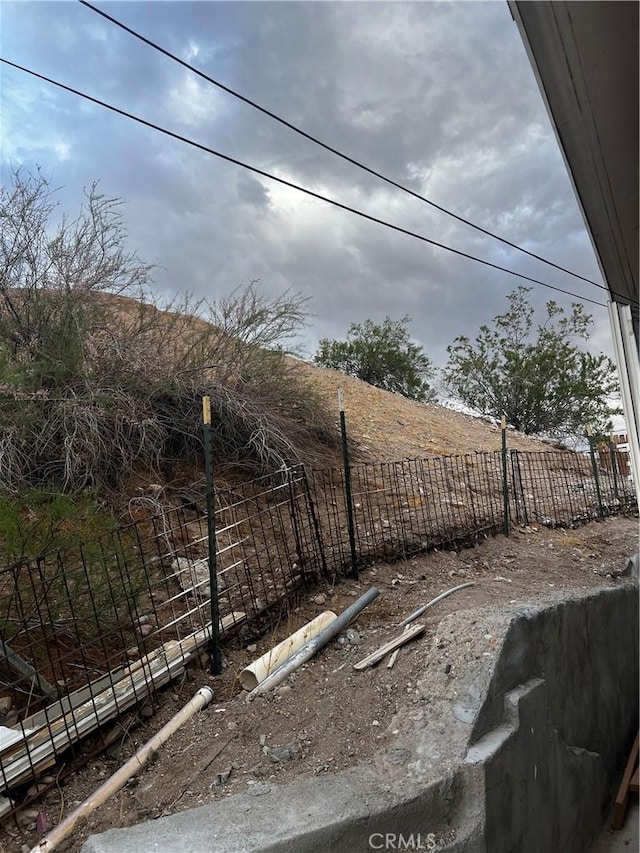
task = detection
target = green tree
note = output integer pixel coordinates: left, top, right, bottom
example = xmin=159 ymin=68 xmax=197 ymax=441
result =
xmin=443 ymin=287 xmax=619 ymax=438
xmin=314 ymin=316 xmax=435 ymax=402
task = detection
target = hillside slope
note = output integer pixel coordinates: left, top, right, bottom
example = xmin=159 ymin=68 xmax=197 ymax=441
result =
xmin=293 ymin=361 xmax=554 ymax=462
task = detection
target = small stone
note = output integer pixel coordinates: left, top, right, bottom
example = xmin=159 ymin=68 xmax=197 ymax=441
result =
xmin=0 ymin=696 xmax=12 ymax=715
xmin=268 ymin=742 xmax=297 ymax=762
xmin=345 ymin=629 xmax=360 ymax=646
xmin=26 ymin=782 xmax=49 ymax=797
xmin=16 ymin=808 xmax=39 ymax=828
xmin=277 ymin=685 xmax=292 ymax=698
xmin=139 ymin=623 xmax=154 ymax=637
xmin=246 ymin=644 xmax=258 ymax=654
xmin=140 ymin=703 xmax=154 ymax=719
xmin=444 ymin=664 xmax=452 ymax=675
xmin=226 ymin=721 xmax=237 ymax=731
xmin=372 ymin=720 xmax=380 ymax=727
xmin=259 ymin=734 xmax=267 ymax=746
xmin=313 ymin=594 xmax=327 ymax=606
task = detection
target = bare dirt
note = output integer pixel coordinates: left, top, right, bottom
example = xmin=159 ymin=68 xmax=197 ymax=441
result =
xmin=295 ymin=362 xmax=555 ymax=463
xmin=0 ymin=355 xmax=633 ymax=852
xmin=2 ymin=514 xmax=637 ymax=853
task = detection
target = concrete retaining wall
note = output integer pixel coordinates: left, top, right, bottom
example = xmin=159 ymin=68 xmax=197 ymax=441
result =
xmin=83 ymin=578 xmax=638 ymax=853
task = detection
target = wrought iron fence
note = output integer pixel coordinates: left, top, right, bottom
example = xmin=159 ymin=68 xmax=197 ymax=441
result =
xmin=0 ymin=448 xmax=636 ymax=806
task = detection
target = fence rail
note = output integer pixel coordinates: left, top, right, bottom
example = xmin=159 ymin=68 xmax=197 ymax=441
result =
xmin=0 ymin=448 xmax=636 ymax=805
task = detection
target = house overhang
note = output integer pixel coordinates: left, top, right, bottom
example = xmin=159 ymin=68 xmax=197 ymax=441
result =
xmin=509 ymin=1 xmax=638 ymax=338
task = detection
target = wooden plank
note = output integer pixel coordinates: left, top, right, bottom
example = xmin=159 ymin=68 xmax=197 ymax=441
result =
xmin=630 ymin=766 xmax=639 ymax=793
xmin=612 ymin=732 xmax=639 ymax=830
xmin=353 ymin=623 xmax=427 ymax=671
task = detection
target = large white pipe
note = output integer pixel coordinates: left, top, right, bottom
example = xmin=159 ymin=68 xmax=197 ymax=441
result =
xmin=240 ymin=611 xmax=337 ymax=691
xmin=247 ymin=587 xmax=379 ymax=699
xmin=609 ymin=301 xmax=640 ymax=501
xmin=30 ymin=686 xmax=214 ymax=853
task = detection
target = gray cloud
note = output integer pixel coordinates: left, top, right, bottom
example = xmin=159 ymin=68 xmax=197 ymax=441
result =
xmin=1 ymin=0 xmax=612 ymax=386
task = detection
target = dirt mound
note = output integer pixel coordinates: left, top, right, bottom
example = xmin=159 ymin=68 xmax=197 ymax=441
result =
xmin=293 ymin=360 xmax=555 ymax=462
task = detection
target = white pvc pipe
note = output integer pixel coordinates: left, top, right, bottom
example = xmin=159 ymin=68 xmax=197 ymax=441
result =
xmin=30 ymin=686 xmax=214 ymax=853
xmin=609 ymin=301 xmax=640 ymax=501
xmin=247 ymin=587 xmax=379 ymax=699
xmin=399 ymin=582 xmax=476 ymax=627
xmin=240 ymin=611 xmax=337 ymax=691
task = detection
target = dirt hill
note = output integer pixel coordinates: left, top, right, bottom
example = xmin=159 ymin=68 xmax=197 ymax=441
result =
xmin=293 ymin=360 xmax=554 ymax=464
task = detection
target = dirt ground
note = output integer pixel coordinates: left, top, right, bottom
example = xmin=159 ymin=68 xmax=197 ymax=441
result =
xmin=295 ymin=362 xmax=555 ymax=464
xmin=2 ymin=514 xmax=637 ymax=853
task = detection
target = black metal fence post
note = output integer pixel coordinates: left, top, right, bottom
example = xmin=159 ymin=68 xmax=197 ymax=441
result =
xmin=338 ymin=389 xmax=358 ymax=578
xmin=501 ymin=415 xmax=510 ymax=535
xmin=609 ymin=434 xmax=620 ymax=502
xmin=202 ymin=396 xmax=222 ymax=675
xmin=586 ymin=425 xmax=605 ymax=520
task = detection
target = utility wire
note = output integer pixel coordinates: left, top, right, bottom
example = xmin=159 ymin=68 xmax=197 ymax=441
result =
xmin=80 ymin=0 xmax=620 ymax=301
xmin=1 ymin=57 xmax=609 ymax=308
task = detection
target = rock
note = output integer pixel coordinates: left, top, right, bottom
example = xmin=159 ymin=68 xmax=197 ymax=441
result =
xmin=0 ymin=696 xmax=12 ymax=715
xmin=138 ymin=623 xmax=154 ymax=637
xmin=26 ymin=781 xmax=49 ymax=797
xmin=246 ymin=644 xmax=258 ymax=654
xmin=345 ymin=629 xmax=360 ymax=646
xmin=259 ymin=734 xmax=267 ymax=746
xmin=172 ymin=557 xmax=227 ymax=598
xmin=313 ymin=594 xmax=327 ymax=606
xmin=267 ymin=742 xmax=297 ymax=762
xmin=16 ymin=807 xmax=39 ymax=828
xmin=277 ymin=685 xmax=292 ymax=698
xmin=140 ymin=703 xmax=154 ymax=719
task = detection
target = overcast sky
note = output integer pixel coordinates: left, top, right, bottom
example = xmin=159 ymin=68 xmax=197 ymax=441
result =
xmin=1 ymin=0 xmax=616 ymax=391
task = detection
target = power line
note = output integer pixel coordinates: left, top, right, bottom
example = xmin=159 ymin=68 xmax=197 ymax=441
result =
xmin=80 ymin=0 xmax=617 ymax=300
xmin=1 ymin=57 xmax=610 ymax=308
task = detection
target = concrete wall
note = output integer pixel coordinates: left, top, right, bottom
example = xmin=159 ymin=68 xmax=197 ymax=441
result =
xmin=83 ymin=579 xmax=639 ymax=853
xmin=468 ymin=583 xmax=639 ymax=853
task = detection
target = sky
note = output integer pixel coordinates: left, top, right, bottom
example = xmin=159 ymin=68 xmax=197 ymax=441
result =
xmin=0 ymin=0 xmax=619 ymax=403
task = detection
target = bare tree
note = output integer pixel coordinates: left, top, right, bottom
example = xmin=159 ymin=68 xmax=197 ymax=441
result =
xmin=0 ymin=171 xmax=337 ymax=492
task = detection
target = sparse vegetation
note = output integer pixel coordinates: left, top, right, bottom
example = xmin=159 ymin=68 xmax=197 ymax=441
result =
xmin=0 ymin=169 xmax=339 ymax=502
xmin=0 ymin=488 xmax=119 ymax=562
